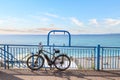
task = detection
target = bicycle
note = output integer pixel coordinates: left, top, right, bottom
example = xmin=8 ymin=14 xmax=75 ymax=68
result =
xmin=26 ymin=43 xmax=71 ymax=71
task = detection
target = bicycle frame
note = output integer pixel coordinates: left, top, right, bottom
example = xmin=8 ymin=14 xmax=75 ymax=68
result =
xmin=38 ymin=49 xmax=56 ymax=66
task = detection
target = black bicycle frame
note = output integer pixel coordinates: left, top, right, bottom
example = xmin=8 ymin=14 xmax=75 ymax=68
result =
xmin=38 ymin=49 xmax=54 ymax=66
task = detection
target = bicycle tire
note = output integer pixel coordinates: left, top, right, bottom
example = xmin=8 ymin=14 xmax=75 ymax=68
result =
xmin=54 ymin=54 xmax=71 ymax=71
xmin=27 ymin=55 xmax=44 ymax=70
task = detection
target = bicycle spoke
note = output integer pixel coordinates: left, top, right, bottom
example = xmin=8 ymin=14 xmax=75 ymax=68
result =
xmin=54 ymin=55 xmax=71 ymax=71
xmin=27 ymin=55 xmax=44 ymax=70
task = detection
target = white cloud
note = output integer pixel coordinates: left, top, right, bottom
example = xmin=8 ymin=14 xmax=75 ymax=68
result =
xmin=0 ymin=17 xmax=27 ymax=25
xmin=45 ymin=13 xmax=59 ymax=18
xmin=69 ymin=18 xmax=120 ymax=34
xmin=0 ymin=27 xmax=61 ymax=34
xmin=41 ymin=17 xmax=50 ymax=22
xmin=0 ymin=20 xmax=4 ymax=24
xmin=104 ymin=18 xmax=120 ymax=26
xmin=30 ymin=15 xmax=51 ymax=22
xmin=70 ymin=17 xmax=83 ymax=27
xmin=89 ymin=19 xmax=99 ymax=25
xmin=1 ymin=15 xmax=120 ymax=34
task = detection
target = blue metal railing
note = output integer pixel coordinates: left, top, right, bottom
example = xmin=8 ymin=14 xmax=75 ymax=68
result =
xmin=100 ymin=46 xmax=120 ymax=70
xmin=0 ymin=44 xmax=97 ymax=70
xmin=0 ymin=44 xmax=29 ymax=69
xmin=47 ymin=30 xmax=71 ymax=46
xmin=1 ymin=44 xmax=120 ymax=70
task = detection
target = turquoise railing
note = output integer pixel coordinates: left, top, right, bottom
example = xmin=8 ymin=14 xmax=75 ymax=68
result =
xmin=1 ymin=44 xmax=120 ymax=70
xmin=47 ymin=30 xmax=71 ymax=46
xmin=100 ymin=46 xmax=120 ymax=70
xmin=0 ymin=44 xmax=96 ymax=70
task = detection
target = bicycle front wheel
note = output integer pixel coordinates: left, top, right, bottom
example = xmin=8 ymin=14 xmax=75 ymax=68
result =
xmin=54 ymin=54 xmax=71 ymax=71
xmin=27 ymin=55 xmax=44 ymax=70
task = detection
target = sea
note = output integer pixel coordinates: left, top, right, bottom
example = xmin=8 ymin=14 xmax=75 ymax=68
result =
xmin=0 ymin=34 xmax=120 ymax=47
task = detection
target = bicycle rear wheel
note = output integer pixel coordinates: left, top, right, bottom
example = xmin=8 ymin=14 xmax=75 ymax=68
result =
xmin=27 ymin=55 xmax=44 ymax=70
xmin=54 ymin=54 xmax=71 ymax=71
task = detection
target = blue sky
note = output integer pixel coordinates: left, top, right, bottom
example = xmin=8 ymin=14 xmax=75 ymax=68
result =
xmin=0 ymin=0 xmax=120 ymax=34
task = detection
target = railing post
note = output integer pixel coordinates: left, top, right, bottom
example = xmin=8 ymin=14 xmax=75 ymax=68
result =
xmin=32 ymin=52 xmax=34 ymax=67
xmin=97 ymin=45 xmax=100 ymax=71
xmin=4 ymin=45 xmax=6 ymax=69
xmin=6 ymin=45 xmax=9 ymax=69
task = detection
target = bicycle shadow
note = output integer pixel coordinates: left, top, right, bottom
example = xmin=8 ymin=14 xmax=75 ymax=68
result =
xmin=31 ymin=69 xmax=120 ymax=80
xmin=0 ymin=70 xmax=23 ymax=80
xmin=52 ymin=70 xmax=120 ymax=80
xmin=1 ymin=69 xmax=120 ymax=80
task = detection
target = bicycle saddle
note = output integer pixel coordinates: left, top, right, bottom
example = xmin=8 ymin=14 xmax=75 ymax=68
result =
xmin=53 ymin=49 xmax=60 ymax=53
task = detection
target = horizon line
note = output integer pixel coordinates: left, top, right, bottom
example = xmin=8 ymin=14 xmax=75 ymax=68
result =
xmin=0 ymin=33 xmax=120 ymax=35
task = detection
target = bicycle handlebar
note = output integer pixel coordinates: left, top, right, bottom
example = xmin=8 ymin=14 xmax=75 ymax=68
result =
xmin=38 ymin=42 xmax=43 ymax=50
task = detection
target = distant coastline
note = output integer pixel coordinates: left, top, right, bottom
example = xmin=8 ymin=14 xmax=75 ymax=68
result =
xmin=0 ymin=33 xmax=120 ymax=36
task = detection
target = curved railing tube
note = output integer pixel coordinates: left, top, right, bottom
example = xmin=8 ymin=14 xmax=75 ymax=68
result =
xmin=47 ymin=30 xmax=71 ymax=46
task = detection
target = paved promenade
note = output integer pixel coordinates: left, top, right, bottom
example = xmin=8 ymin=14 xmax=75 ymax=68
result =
xmin=0 ymin=69 xmax=120 ymax=80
